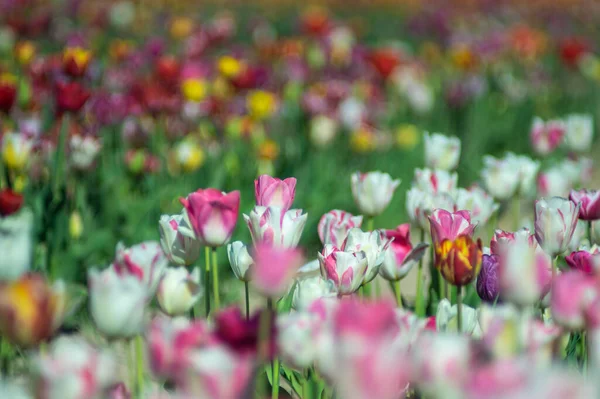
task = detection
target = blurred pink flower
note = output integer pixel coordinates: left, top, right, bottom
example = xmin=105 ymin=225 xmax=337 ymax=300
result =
xmin=250 ymin=243 xmax=303 ymax=298
xmin=551 ymin=270 xmax=597 ymax=330
xmin=254 ymin=174 xmax=296 ymax=210
xmin=530 ymin=117 xmax=565 ymax=156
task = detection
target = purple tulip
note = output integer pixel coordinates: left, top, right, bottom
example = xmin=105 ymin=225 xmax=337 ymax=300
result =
xmin=477 ymin=254 xmax=500 ymax=303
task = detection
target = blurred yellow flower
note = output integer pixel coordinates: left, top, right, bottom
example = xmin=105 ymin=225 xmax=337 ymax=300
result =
xmin=258 ymin=139 xmax=279 ymax=161
xmin=247 ymin=90 xmax=276 ymax=120
xmin=175 ymin=140 xmax=205 ymax=172
xmin=13 ymin=174 xmax=26 ymax=193
xmin=15 ymin=41 xmax=35 ymax=66
xmin=2 ymin=133 xmax=32 ymax=171
xmin=63 ymin=47 xmax=92 ymax=70
xmin=181 ymin=78 xmax=208 ymax=102
xmin=69 ymin=211 xmax=83 ymax=240
xmin=217 ymin=56 xmax=243 ymax=78
xmin=395 ymin=124 xmax=420 ymax=150
xmin=170 ymin=17 xmax=194 ymax=40
xmin=350 ymin=126 xmax=376 ymax=153
xmin=212 ymin=76 xmax=232 ymax=99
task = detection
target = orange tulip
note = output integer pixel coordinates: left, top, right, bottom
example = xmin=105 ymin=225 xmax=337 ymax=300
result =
xmin=434 ymin=235 xmax=483 ymax=286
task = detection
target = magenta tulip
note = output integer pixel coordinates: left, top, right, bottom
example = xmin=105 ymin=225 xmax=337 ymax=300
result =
xmin=551 ymin=270 xmax=598 ymax=330
xmin=428 ymin=209 xmax=476 ymax=245
xmin=569 ymin=189 xmax=600 ymax=221
xmin=254 ymin=174 xmax=297 ymax=210
xmin=251 ymin=243 xmax=303 ymax=298
xmin=379 ymin=224 xmax=428 ymax=281
xmin=566 ymin=248 xmax=600 ymax=275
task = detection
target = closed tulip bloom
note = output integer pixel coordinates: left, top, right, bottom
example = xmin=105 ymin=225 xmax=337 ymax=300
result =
xmin=254 ymin=174 xmax=297 ymax=210
xmin=551 ymin=270 xmax=597 ymax=330
xmin=226 ymin=241 xmax=254 ymax=282
xmin=490 ymin=227 xmax=535 ymax=255
xmin=351 ymin=171 xmax=400 ymax=217
xmin=319 ymin=244 xmax=368 ymax=296
xmin=455 ymin=185 xmax=499 ymax=225
xmin=55 ymin=81 xmax=90 ymax=114
xmin=0 ymin=274 xmax=66 ymax=347
xmin=424 ymin=132 xmax=461 ymax=171
xmin=406 ymin=188 xmax=455 ymax=230
xmin=570 ymin=189 xmax=600 ymax=221
xmin=157 ymin=267 xmax=202 ymax=316
xmin=0 ymin=206 xmax=32 ymax=281
xmin=62 ymin=46 xmax=92 ymax=77
xmin=251 ymin=244 xmax=303 ymax=298
xmin=534 ymin=197 xmax=581 ymax=257
xmin=292 ymin=274 xmax=336 ymax=310
xmin=88 ymin=267 xmax=148 ymax=339
xmin=434 ymin=235 xmax=482 ymax=286
xmin=318 ymin=209 xmax=363 ymax=248
xmin=564 ymin=114 xmax=593 ymax=153
xmin=113 ymin=241 xmax=168 ymax=294
xmin=530 ymin=117 xmax=566 ymax=156
xmin=343 ymin=228 xmax=391 ymax=284
xmin=413 ymin=168 xmax=458 ymax=195
xmin=244 ymin=206 xmax=307 ymax=248
xmin=566 ymin=246 xmax=600 ymax=275
xmin=379 ymin=224 xmax=428 ymax=281
xmin=180 ymin=188 xmax=240 ymax=247
xmin=32 ymin=336 xmax=117 ymax=399
xmin=477 ymin=254 xmax=500 ymax=303
xmin=159 ymin=213 xmax=201 ymax=266
xmin=428 ymin=209 xmax=476 ymax=245
xmin=481 ymin=153 xmax=540 ymax=200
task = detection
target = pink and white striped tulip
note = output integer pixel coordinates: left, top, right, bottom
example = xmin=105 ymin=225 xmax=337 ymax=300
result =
xmin=455 ymin=185 xmax=499 ymax=225
xmin=277 ymin=311 xmax=322 ymax=368
xmin=351 ymin=171 xmax=400 ymax=217
xmin=424 ymin=132 xmax=461 ymax=171
xmin=250 ymin=243 xmax=303 ymax=298
xmin=343 ymin=228 xmax=391 ymax=283
xmin=379 ymin=224 xmax=428 ymax=281
xmin=318 ymin=209 xmax=363 ymax=248
xmin=254 ymin=174 xmax=297 ymax=210
xmin=490 ymin=228 xmax=536 ymax=255
xmin=244 ymin=206 xmax=307 ymax=248
xmin=551 ymin=270 xmax=598 ymax=330
xmin=293 ymin=273 xmax=336 ymax=310
xmin=180 ymin=188 xmax=240 ymax=247
xmin=318 ymin=244 xmax=368 ymax=296
xmin=534 ymin=197 xmax=581 ymax=257
xmin=413 ymin=168 xmax=458 ymax=195
xmin=113 ymin=241 xmax=168 ymax=294
xmin=428 ymin=209 xmax=476 ymax=245
xmin=530 ymin=116 xmax=565 ymax=156
xmin=156 ymin=267 xmax=202 ymax=316
xmin=158 ymin=213 xmax=201 ymax=266
xmin=569 ymin=189 xmax=600 ymax=221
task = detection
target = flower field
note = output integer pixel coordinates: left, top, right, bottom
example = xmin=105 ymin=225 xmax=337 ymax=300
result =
xmin=1 ymin=1 xmax=600 ymax=398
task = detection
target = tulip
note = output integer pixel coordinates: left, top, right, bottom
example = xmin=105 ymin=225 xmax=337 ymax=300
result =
xmin=428 ymin=209 xmax=476 ymax=245
xmin=254 ymin=174 xmax=296 ymax=210
xmin=406 ymin=188 xmax=455 ymax=230
xmin=350 ymin=171 xmax=400 ymax=217
xmin=62 ymin=46 xmax=92 ymax=77
xmin=530 ymin=117 xmax=565 ymax=156
xmin=147 ymin=316 xmax=211 ymax=382
xmin=434 ymin=235 xmax=482 ymax=286
xmin=534 ymin=197 xmax=581 ymax=257
xmin=551 ymin=270 xmax=597 ymax=330
xmin=32 ymin=336 xmax=117 ymax=399
xmin=250 ymin=243 xmax=303 ymax=298
xmin=158 ymin=213 xmax=201 ymax=266
xmin=436 ymin=298 xmax=481 ymax=337
xmin=568 ymin=220 xmax=589 ymax=252
xmin=0 ymin=73 xmax=16 ymax=114
xmin=244 ymin=206 xmax=307 ymax=248
xmin=424 ymin=132 xmax=461 ymax=171
xmin=157 ymin=267 xmax=202 ymax=316
xmin=181 ymin=78 xmax=208 ymax=102
xmin=455 ymin=185 xmax=499 ymax=225
xmin=214 ymin=307 xmax=276 ymax=357
xmin=292 ymin=274 xmax=336 ymax=310
xmin=343 ymin=228 xmax=391 ymax=283
xmin=490 ymin=227 xmax=536 ymax=255
xmin=277 ymin=311 xmax=321 ymax=368
xmin=477 ymin=254 xmax=500 ymax=303
xmin=88 ymin=267 xmax=148 ymax=339
xmin=319 ymin=244 xmax=368 ymax=296
xmin=246 ymin=90 xmax=276 ymax=120
xmin=339 ymin=97 xmax=366 ymax=130
xmin=113 ymin=241 xmax=168 ymax=294
xmin=379 ymin=224 xmax=428 ymax=281
xmin=566 ymin=246 xmax=600 ymax=275
xmin=498 ymin=235 xmax=552 ymax=306
xmin=318 ymin=209 xmax=363 ymax=248
xmin=564 ymin=114 xmax=594 ymax=152
xmin=180 ymin=188 xmax=240 ymax=247
xmin=569 ymin=189 xmax=600 ymax=221
xmin=537 ymin=160 xmax=581 ymax=198
xmin=413 ymin=168 xmax=458 ymax=195
xmin=69 ymin=135 xmax=101 ymax=171
xmin=0 ymin=206 xmax=32 ymax=281
xmin=174 ymin=140 xmax=205 ymax=172
xmin=465 ymin=359 xmax=529 ymax=398
xmin=0 ymin=274 xmax=66 ymax=347
xmin=226 ymin=241 xmax=253 ymax=282
xmin=309 ymin=114 xmax=338 ymax=148
xmin=55 ymin=81 xmax=90 ymax=114
xmin=2 ymin=132 xmax=33 ymax=171
xmin=481 ymin=153 xmax=540 ymax=200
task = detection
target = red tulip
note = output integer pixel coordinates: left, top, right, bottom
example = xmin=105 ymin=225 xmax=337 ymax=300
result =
xmin=559 ymin=37 xmax=589 ymax=68
xmin=55 ymin=81 xmax=90 ymax=114
xmin=0 ymin=189 xmax=23 ymax=216
xmin=434 ymin=235 xmax=483 ymax=286
xmin=155 ymin=55 xmax=180 ymax=86
xmin=367 ymin=49 xmax=401 ymax=80
xmin=0 ymin=76 xmax=17 ymax=114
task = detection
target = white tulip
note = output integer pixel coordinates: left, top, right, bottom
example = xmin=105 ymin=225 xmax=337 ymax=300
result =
xmin=159 ymin=213 xmax=201 ymax=266
xmin=157 ymin=267 xmax=202 ymax=316
xmin=351 ymin=171 xmax=400 ymax=217
xmin=227 ymin=241 xmax=254 ymax=282
xmin=424 ymin=132 xmax=461 ymax=171
xmin=0 ymin=209 xmax=32 ymax=281
xmin=244 ymin=206 xmax=307 ymax=248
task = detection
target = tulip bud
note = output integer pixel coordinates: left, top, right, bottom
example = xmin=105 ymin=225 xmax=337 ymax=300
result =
xmin=227 ymin=241 xmax=253 ymax=282
xmin=254 ymin=174 xmax=297 ymax=210
xmin=530 ymin=117 xmax=565 ymax=156
xmin=174 ymin=140 xmax=205 ymax=173
xmin=481 ymin=153 xmax=539 ymax=200
xmin=244 ymin=206 xmax=307 ymax=248
xmin=157 ymin=267 xmax=202 ymax=316
xmin=54 ymin=81 xmax=90 ymax=115
xmin=319 ymin=244 xmax=367 ymax=296
xmin=537 ymin=159 xmax=582 ymax=198
xmin=251 ymin=244 xmax=303 ymax=298
xmin=309 ymin=114 xmax=338 ymax=148
xmin=343 ymin=228 xmax=391 ymax=284
xmin=88 ymin=267 xmax=148 ymax=338
xmin=181 ymin=78 xmax=208 ymax=102
xmin=0 ymin=189 xmax=23 ymax=217
xmin=159 ymin=213 xmax=201 ymax=266
xmin=180 ymin=188 xmax=241 ymax=248
xmin=113 ymin=241 xmax=168 ymax=294
xmin=424 ymin=132 xmax=461 ymax=171
xmin=570 ymin=189 xmax=600 ymax=221
xmin=0 ymin=274 xmax=66 ymax=347
xmin=379 ymin=224 xmax=428 ymax=281
xmin=534 ymin=197 xmax=581 ymax=257
xmin=477 ymin=254 xmax=500 ymax=303
xmin=434 ymin=235 xmax=482 ymax=286
xmin=490 ymin=227 xmax=535 ymax=255
xmin=69 ymin=211 xmax=83 ymax=240
xmin=564 ymin=114 xmax=594 ymax=152
xmin=317 ymin=209 xmax=363 ymax=248
xmin=351 ymin=171 xmax=400 ymax=217
xmin=247 ymin=90 xmax=276 ymax=120
xmin=0 ymin=73 xmax=16 ymax=114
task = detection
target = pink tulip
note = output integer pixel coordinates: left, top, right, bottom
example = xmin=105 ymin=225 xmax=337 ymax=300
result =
xmin=534 ymin=197 xmax=581 ymax=257
xmin=428 ymin=209 xmax=476 ymax=245
xmin=251 ymin=243 xmax=303 ymax=298
xmin=569 ymin=189 xmax=600 ymax=221
xmin=180 ymin=188 xmax=240 ymax=247
xmin=490 ymin=228 xmax=535 ymax=255
xmin=379 ymin=224 xmax=428 ymax=281
xmin=566 ymin=247 xmax=600 ymax=275
xmin=551 ymin=270 xmax=598 ymax=330
xmin=465 ymin=359 xmax=529 ymax=399
xmin=318 ymin=209 xmax=363 ymax=248
xmin=530 ymin=117 xmax=565 ymax=156
xmin=113 ymin=241 xmax=168 ymax=294
xmin=254 ymin=174 xmax=297 ymax=210
xmin=319 ymin=244 xmax=368 ymax=296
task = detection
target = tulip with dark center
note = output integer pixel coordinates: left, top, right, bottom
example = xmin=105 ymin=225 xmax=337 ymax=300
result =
xmin=477 ymin=254 xmax=500 ymax=303
xmin=434 ymin=235 xmax=483 ymax=286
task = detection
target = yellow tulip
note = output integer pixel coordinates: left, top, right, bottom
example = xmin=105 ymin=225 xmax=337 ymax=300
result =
xmin=181 ymin=78 xmax=208 ymax=102
xmin=247 ymin=90 xmax=276 ymax=120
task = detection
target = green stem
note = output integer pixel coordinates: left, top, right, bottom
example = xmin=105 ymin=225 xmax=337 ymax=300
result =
xmin=303 ymin=368 xmax=313 ymax=399
xmin=583 ymin=331 xmax=589 ymax=377
xmin=245 ymin=281 xmax=250 ymax=320
xmin=271 ymin=356 xmax=280 ymax=399
xmin=415 ymin=229 xmax=425 ymax=317
xmin=52 ymin=114 xmax=69 ymax=200
xmin=439 ymin=270 xmax=445 ymax=300
xmin=205 ymin=247 xmax=211 ymax=317
xmin=212 ymin=248 xmax=220 ymax=312
xmin=588 ymin=221 xmax=593 ymax=245
xmin=512 ymin=196 xmax=520 ymax=231
xmin=394 ymin=280 xmax=403 ymax=309
xmin=135 ymin=335 xmax=144 ymax=397
xmin=367 ymin=217 xmax=374 ymax=232
xmin=552 ymin=256 xmax=558 ymax=281
xmin=456 ymin=286 xmax=463 ymax=333
xmin=128 ymin=339 xmax=135 ymax=395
